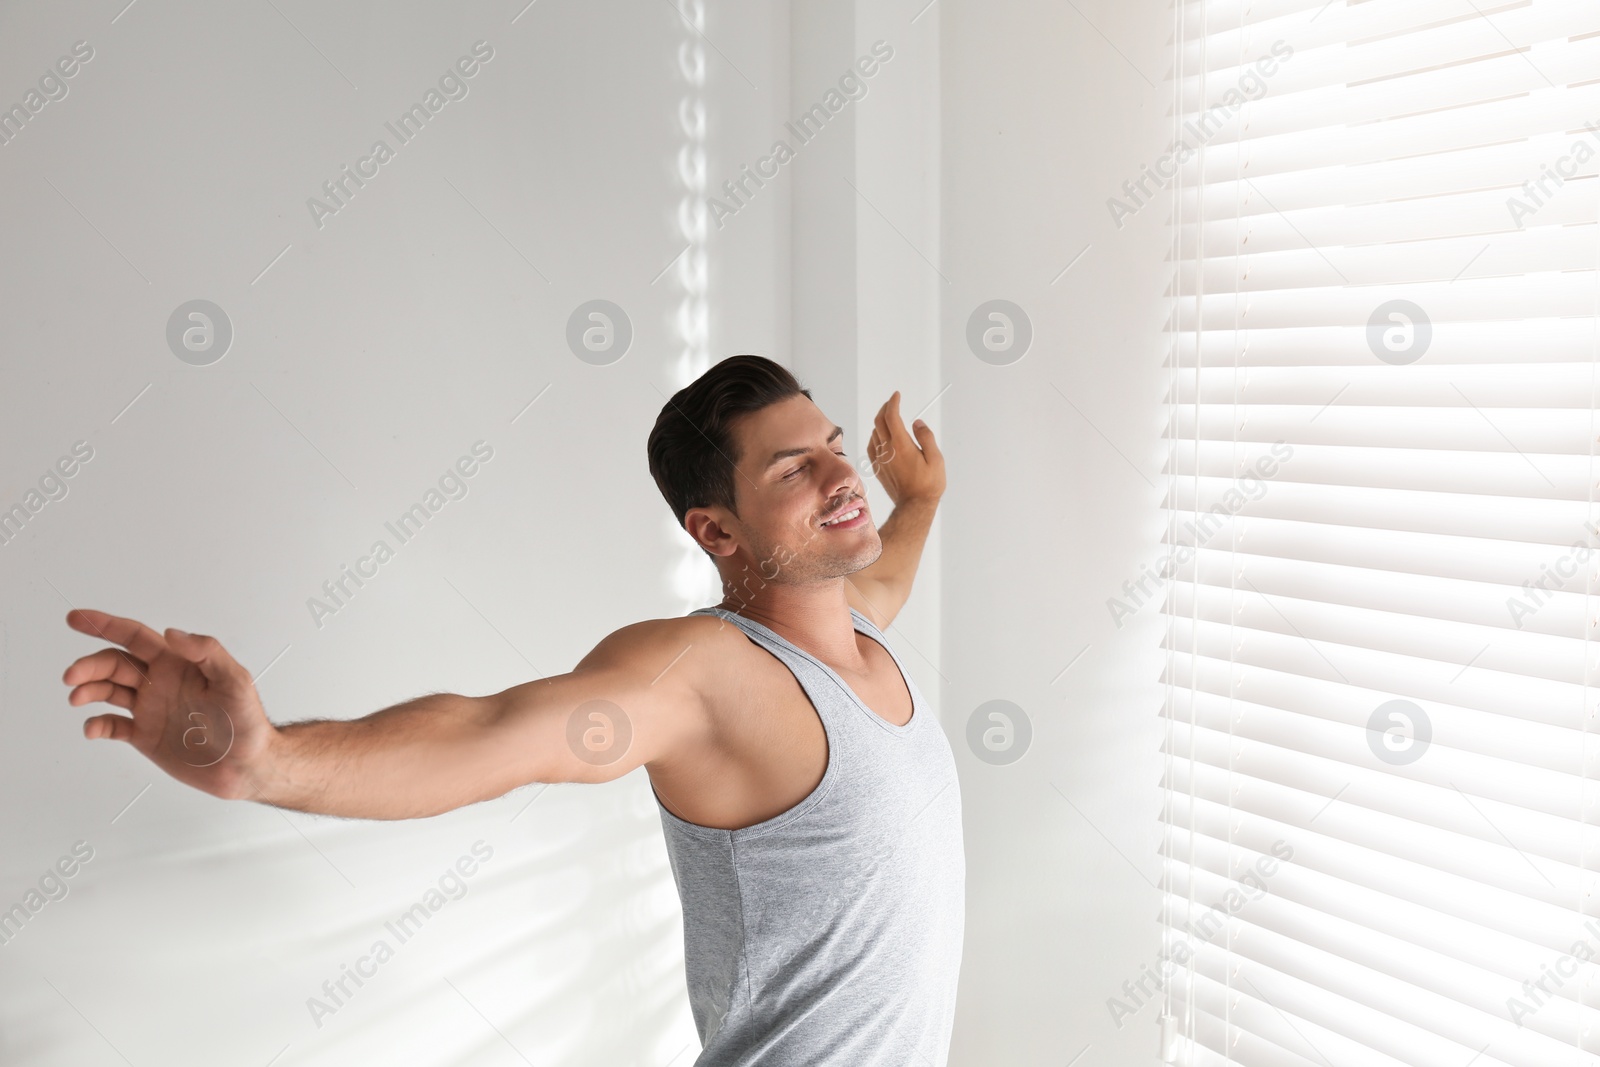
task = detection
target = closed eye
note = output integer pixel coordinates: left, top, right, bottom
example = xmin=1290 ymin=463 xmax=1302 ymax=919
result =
xmin=782 ymin=452 xmax=848 ymax=480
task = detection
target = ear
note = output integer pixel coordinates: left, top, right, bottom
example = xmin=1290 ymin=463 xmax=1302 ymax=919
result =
xmin=685 ymin=509 xmax=740 ymax=558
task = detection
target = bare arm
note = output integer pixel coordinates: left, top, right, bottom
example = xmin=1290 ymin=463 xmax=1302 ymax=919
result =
xmin=847 ymin=496 xmax=940 ymax=628
xmin=846 ymin=391 xmax=946 ymax=629
xmin=62 ymin=610 xmax=710 ymax=821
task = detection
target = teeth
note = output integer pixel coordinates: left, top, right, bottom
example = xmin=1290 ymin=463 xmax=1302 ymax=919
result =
xmin=822 ymin=507 xmax=861 ymax=527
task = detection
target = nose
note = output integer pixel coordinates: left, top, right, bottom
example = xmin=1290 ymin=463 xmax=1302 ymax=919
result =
xmin=825 ymin=454 xmax=861 ymax=506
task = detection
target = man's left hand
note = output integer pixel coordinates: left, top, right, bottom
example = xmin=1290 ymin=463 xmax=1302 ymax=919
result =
xmin=866 ymin=391 xmax=945 ymax=506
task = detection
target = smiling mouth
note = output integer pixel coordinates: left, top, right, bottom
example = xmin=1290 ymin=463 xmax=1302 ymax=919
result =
xmin=819 ymin=504 xmax=867 ymax=529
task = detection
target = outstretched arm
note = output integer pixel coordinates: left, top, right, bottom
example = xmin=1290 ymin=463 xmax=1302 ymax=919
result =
xmin=846 ymin=390 xmax=946 ymax=630
xmin=61 ymin=610 xmax=707 ymax=821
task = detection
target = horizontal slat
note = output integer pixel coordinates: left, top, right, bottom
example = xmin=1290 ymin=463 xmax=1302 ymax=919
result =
xmin=1157 ymin=782 xmax=1594 ymax=955
xmin=1167 ymin=417 xmax=1591 ymax=470
xmin=1180 ymin=194 xmax=1597 ymax=281
xmin=1171 ymin=366 xmax=1595 ymax=409
xmin=1171 ymin=274 xmax=1599 ymax=333
xmin=1161 ymin=875 xmax=1600 ymax=1062
xmin=1178 ymin=44 xmax=1600 ymax=161
xmin=1162 ymin=623 xmax=1589 ymax=739
xmin=1178 ymin=8 xmax=1600 ymax=138
xmin=1170 ymin=994 xmax=1329 ymax=1067
xmin=1170 ymin=985 xmax=1335 ymax=1067
xmin=1161 ymin=826 xmax=1590 ymax=1005
xmin=1176 ymin=216 xmax=1599 ymax=292
xmin=1168 ymin=440 xmax=1594 ymax=502
xmin=1168 ymin=318 xmax=1598 ymax=367
xmin=1170 ymin=930 xmax=1586 ymax=1067
xmin=1167 ymin=411 xmax=1592 ymax=460
xmin=1158 ymin=512 xmax=1592 ymax=593
xmin=1160 ymin=695 xmax=1599 ymax=855
xmin=1173 ymin=970 xmax=1484 ymax=1067
xmin=1177 ymin=83 xmax=1600 ymax=201
xmin=1157 ymin=798 xmax=1594 ymax=984
xmin=1160 ymin=717 xmax=1598 ymax=892
xmin=1174 ymin=0 xmax=1326 ymax=44
xmin=1182 ymin=0 xmax=1600 ymax=70
xmin=1165 ymin=550 xmax=1592 ymax=664
xmin=1181 ymin=158 xmax=1599 ymax=249
xmin=1163 ymin=472 xmax=1594 ymax=545
xmin=1178 ymin=134 xmax=1600 ymax=235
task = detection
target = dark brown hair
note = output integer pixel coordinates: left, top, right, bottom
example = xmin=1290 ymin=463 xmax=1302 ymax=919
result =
xmin=647 ymin=355 xmax=811 ymax=546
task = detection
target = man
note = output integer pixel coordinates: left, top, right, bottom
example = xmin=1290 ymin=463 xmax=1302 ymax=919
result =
xmin=60 ymin=355 xmax=964 ymax=1066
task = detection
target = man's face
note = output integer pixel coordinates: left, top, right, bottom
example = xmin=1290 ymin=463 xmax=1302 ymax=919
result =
xmin=690 ymin=394 xmax=882 ymax=586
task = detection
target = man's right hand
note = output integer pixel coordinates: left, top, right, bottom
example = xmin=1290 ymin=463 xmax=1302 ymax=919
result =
xmin=61 ymin=608 xmax=716 ymax=820
xmin=62 ymin=609 xmax=276 ymax=802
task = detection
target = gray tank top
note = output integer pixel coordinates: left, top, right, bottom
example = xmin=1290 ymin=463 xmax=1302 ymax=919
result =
xmin=652 ymin=605 xmax=966 ymax=1066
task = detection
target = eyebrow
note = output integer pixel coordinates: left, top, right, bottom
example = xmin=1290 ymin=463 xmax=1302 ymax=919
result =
xmin=762 ymin=425 xmax=844 ymax=472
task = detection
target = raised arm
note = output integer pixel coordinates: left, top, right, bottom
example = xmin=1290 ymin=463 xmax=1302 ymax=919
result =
xmin=61 ymin=609 xmax=710 ymax=821
xmin=846 ymin=390 xmax=946 ymax=629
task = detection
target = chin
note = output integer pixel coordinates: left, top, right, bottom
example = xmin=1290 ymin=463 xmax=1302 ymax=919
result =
xmin=836 ymin=532 xmax=885 ymax=575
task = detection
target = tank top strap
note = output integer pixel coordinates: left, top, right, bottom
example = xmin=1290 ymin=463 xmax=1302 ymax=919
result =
xmin=690 ymin=605 xmax=822 ymax=667
xmin=845 ymin=605 xmax=888 ymax=643
xmin=687 ymin=606 xmax=855 ymax=730
xmin=692 ymin=605 xmax=878 ymax=636
xmin=689 ymin=604 xmax=920 ymax=739
xmin=691 ymin=605 xmax=879 ymax=660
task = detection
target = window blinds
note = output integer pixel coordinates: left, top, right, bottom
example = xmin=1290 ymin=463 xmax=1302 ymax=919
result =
xmin=1159 ymin=2 xmax=1600 ymax=1065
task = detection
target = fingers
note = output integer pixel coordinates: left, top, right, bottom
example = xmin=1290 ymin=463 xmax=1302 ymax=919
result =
xmin=878 ymin=391 xmax=922 ymax=448
xmin=71 ymin=679 xmax=137 ymax=711
xmin=63 ymin=647 xmax=150 ymax=691
xmin=874 ymin=391 xmax=898 ymax=442
xmin=870 ymin=389 xmax=941 ymax=488
xmin=912 ymin=417 xmax=942 ymax=462
xmin=866 ymin=424 xmax=894 ymax=473
xmin=83 ymin=712 xmax=136 ymax=742
xmin=66 ymin=609 xmax=170 ymax=663
xmin=163 ymin=628 xmax=252 ymax=693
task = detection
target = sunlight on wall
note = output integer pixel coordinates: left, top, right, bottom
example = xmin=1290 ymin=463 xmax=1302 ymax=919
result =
xmin=667 ymin=0 xmax=723 ymax=615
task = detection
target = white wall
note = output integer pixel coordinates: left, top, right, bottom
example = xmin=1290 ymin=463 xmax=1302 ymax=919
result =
xmin=788 ymin=0 xmax=947 ymax=840
xmin=939 ymin=1 xmax=1172 ymax=1064
xmin=0 ymin=0 xmax=1172 ymax=1063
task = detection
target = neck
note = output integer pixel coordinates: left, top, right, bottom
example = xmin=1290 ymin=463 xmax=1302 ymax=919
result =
xmin=715 ymin=574 xmax=863 ymax=666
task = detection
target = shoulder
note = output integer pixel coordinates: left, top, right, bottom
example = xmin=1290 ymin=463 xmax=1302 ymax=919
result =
xmin=574 ymin=613 xmax=767 ymax=763
xmin=574 ymin=612 xmax=752 ymax=687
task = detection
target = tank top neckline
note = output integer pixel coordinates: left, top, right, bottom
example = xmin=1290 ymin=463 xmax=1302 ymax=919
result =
xmin=692 ymin=604 xmax=921 ymax=737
